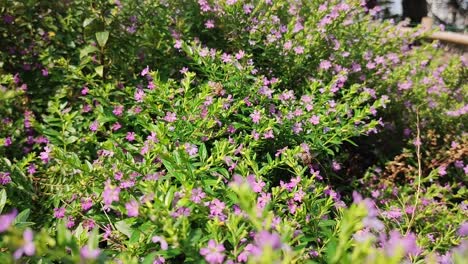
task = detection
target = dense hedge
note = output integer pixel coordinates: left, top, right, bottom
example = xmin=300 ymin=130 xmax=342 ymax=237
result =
xmin=0 ymin=0 xmax=466 ymax=263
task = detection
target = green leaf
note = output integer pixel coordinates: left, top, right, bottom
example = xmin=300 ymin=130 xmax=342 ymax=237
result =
xmin=95 ymin=66 xmax=104 ymax=77
xmin=14 ymin=209 xmax=30 ymax=224
xmin=65 ymin=136 xmax=78 ymax=145
xmin=0 ymin=189 xmax=6 ymax=214
xmin=83 ymin=17 xmax=95 ymax=27
xmin=199 ymin=143 xmax=207 ymax=162
xmin=115 ymin=220 xmax=133 ymax=238
xmin=95 ymin=31 xmax=109 ymax=48
xmin=79 ymin=45 xmax=99 ymax=59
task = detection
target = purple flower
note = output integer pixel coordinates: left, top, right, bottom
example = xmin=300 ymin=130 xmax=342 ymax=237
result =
xmin=309 ymin=115 xmax=320 ymax=125
xmin=81 ymin=198 xmax=93 ymax=211
xmin=209 ymin=199 xmax=226 ymax=221
xmin=381 ymin=230 xmax=420 ymax=257
xmin=205 ymin=19 xmax=215 ymax=29
xmin=134 ymin=89 xmax=145 ymax=102
xmin=113 ymin=105 xmax=124 ymax=116
xmin=81 ymin=86 xmax=89 ymax=95
xmin=319 ymin=60 xmax=332 ymax=70
xmin=53 ymin=207 xmax=66 ymax=219
xmin=112 ymin=122 xmax=122 ymax=131
xmin=438 ymin=166 xmax=447 ymax=176
xmin=103 ymin=180 xmax=120 ymax=208
xmin=251 ymin=231 xmax=282 ymax=257
xmin=126 ymin=132 xmax=136 ymax=142
xmin=185 ymin=143 xmax=198 ymax=156
xmin=250 ymin=110 xmax=261 ymax=124
xmin=125 ymin=199 xmax=139 ymax=217
xmin=164 ymin=112 xmax=177 ymax=122
xmin=40 ymin=146 xmax=52 ymax=163
xmin=263 ymin=130 xmax=274 ymax=139
xmin=152 ymin=236 xmax=168 ymax=250
xmin=191 ymin=187 xmax=206 ymax=203
xmin=13 ymin=228 xmax=35 ymax=259
xmin=0 ymin=172 xmax=11 ymax=185
xmin=200 ymin=240 xmax=225 ymax=264
xmin=458 ymin=222 xmax=468 ymax=236
xmin=0 ymin=209 xmax=17 ymax=232
xmin=89 ymin=120 xmax=99 ymax=132
xmin=153 ymin=256 xmax=166 ymax=264
xmin=66 ymin=216 xmax=75 ymax=229
xmin=398 ymin=80 xmax=412 ymax=90
xmin=141 ymin=66 xmax=150 ymax=76
xmin=4 ymin=136 xmax=12 ymax=146
xmin=80 ymin=245 xmax=100 ymax=260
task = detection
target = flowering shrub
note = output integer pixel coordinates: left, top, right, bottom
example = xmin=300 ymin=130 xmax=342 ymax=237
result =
xmin=0 ymin=0 xmax=467 ymax=263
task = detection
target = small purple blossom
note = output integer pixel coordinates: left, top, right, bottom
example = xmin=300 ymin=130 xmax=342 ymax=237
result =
xmin=200 ymin=240 xmax=225 ymax=264
xmin=126 ymin=132 xmax=136 ymax=142
xmin=53 ymin=207 xmax=66 ymax=219
xmin=205 ymin=19 xmax=215 ymax=29
xmin=152 ymin=236 xmax=169 ymax=250
xmin=191 ymin=187 xmax=206 ymax=203
xmin=164 ymin=112 xmax=177 ymax=122
xmin=125 ymin=200 xmax=139 ymax=217
xmin=103 ymin=180 xmax=120 ymax=208
xmin=81 ymin=198 xmax=93 ymax=211
xmin=0 ymin=172 xmax=11 ymax=185
xmin=13 ymin=228 xmax=35 ymax=259
xmin=89 ymin=120 xmax=99 ymax=132
xmin=0 ymin=209 xmax=17 ymax=232
xmin=185 ymin=143 xmax=198 ymax=156
xmin=250 ymin=110 xmax=261 ymax=124
xmin=80 ymin=245 xmax=100 ymax=260
xmin=141 ymin=66 xmax=150 ymax=76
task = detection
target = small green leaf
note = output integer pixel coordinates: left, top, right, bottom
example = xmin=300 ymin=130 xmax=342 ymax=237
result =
xmin=95 ymin=66 xmax=104 ymax=77
xmin=79 ymin=45 xmax=99 ymax=59
xmin=0 ymin=189 xmax=6 ymax=214
xmin=115 ymin=220 xmax=133 ymax=238
xmin=14 ymin=209 xmax=30 ymax=224
xmin=83 ymin=17 xmax=95 ymax=27
xmin=95 ymin=31 xmax=109 ymax=47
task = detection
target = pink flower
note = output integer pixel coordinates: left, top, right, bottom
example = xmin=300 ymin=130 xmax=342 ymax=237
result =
xmin=81 ymin=86 xmax=89 ymax=95
xmin=125 ymin=200 xmax=139 ymax=217
xmin=205 ymin=20 xmax=215 ymax=29
xmin=80 ymin=245 xmax=100 ymax=260
xmin=111 ymin=122 xmax=122 ymax=131
xmin=89 ymin=120 xmax=99 ymax=132
xmin=53 ymin=207 xmax=66 ymax=219
xmin=126 ymin=132 xmax=136 ymax=142
xmin=134 ymin=89 xmax=145 ymax=102
xmin=0 ymin=209 xmax=17 ymax=232
xmin=250 ymin=110 xmax=261 ymax=124
xmin=184 ymin=143 xmax=198 ymax=156
xmin=191 ymin=187 xmax=206 ymax=204
xmin=13 ymin=228 xmax=35 ymax=259
xmin=141 ymin=66 xmax=150 ymax=76
xmin=152 ymin=236 xmax=168 ymax=250
xmin=113 ymin=105 xmax=124 ymax=116
xmin=319 ymin=60 xmax=332 ymax=70
xmin=81 ymin=198 xmax=93 ymax=211
xmin=0 ymin=172 xmax=11 ymax=185
xmin=263 ymin=130 xmax=274 ymax=139
xmin=309 ymin=115 xmax=320 ymax=125
xmin=200 ymin=240 xmax=225 ymax=264
xmin=164 ymin=112 xmax=177 ymax=122
xmin=235 ymin=50 xmax=245 ymax=60
xmin=103 ymin=180 xmax=120 ymax=208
